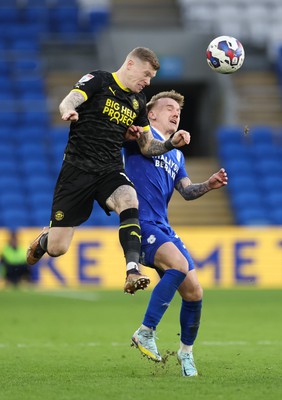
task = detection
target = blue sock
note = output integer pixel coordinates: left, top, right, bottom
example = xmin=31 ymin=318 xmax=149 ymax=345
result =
xmin=142 ymin=269 xmax=186 ymax=330
xmin=180 ymin=299 xmax=202 ymax=345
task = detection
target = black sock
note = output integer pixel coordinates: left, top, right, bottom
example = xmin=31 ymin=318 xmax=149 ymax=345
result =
xmin=39 ymin=233 xmax=48 ymax=251
xmin=119 ymin=208 xmax=141 ymax=273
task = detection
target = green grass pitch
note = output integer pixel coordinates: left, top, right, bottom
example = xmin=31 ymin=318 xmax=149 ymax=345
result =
xmin=0 ymin=288 xmax=281 ymax=400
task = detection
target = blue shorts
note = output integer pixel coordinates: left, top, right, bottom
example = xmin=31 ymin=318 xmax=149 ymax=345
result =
xmin=140 ymin=221 xmax=195 ymax=277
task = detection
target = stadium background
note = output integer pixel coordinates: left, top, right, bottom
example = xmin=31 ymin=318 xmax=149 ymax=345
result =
xmin=0 ymin=0 xmax=282 ymax=289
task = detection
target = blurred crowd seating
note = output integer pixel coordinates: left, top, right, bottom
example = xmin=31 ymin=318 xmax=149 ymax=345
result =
xmin=217 ymin=125 xmax=282 ymax=225
xmin=0 ymin=124 xmax=119 ymax=228
xmin=177 ymin=0 xmax=282 ymax=60
xmin=1 ymin=0 xmax=282 ymax=228
xmin=0 ymin=0 xmax=111 ymax=40
xmin=0 ymin=0 xmax=117 ymax=229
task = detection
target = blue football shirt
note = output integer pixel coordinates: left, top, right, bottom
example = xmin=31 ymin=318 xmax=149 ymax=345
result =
xmin=123 ymin=127 xmax=188 ymax=225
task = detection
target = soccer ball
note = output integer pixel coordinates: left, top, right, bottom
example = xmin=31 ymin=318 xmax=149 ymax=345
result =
xmin=206 ymin=36 xmax=245 ymax=74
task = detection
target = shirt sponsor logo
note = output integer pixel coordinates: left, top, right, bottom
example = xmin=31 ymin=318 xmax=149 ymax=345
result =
xmin=102 ymin=98 xmax=137 ymax=126
xmin=153 ymin=154 xmax=179 ymax=180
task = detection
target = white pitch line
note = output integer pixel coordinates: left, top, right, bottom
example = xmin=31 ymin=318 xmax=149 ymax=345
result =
xmin=201 ymin=341 xmax=248 ymax=346
xmin=37 ymin=291 xmax=100 ymax=302
xmin=0 ymin=341 xmax=281 ymax=349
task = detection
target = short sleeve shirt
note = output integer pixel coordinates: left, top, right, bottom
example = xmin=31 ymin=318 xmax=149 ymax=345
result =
xmin=64 ymin=70 xmax=150 ymax=174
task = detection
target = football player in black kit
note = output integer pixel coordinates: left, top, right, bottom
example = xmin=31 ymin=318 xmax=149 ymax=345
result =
xmin=27 ymin=47 xmax=190 ymax=294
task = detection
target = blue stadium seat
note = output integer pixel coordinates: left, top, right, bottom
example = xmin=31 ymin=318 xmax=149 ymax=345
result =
xmin=269 ymin=209 xmax=282 ymax=225
xmin=31 ymin=206 xmax=51 ymax=227
xmin=12 ymin=58 xmax=42 ymax=75
xmin=17 ymin=126 xmax=47 ymax=144
xmin=25 ymin=175 xmax=55 ymax=193
xmin=261 ymin=175 xmax=282 ymax=192
xmin=227 ymin=174 xmax=259 ymax=194
xmin=217 ymin=125 xmax=248 ymax=145
xmin=0 ymin=142 xmax=16 ymax=160
xmin=254 ymin=158 xmax=282 ymax=176
xmin=23 ymin=6 xmax=50 ymax=26
xmin=88 ymin=9 xmax=111 ymax=35
xmin=249 ymin=126 xmax=274 ymax=145
xmin=7 ymin=23 xmax=45 ymax=41
xmin=50 ymin=6 xmax=79 ymax=24
xmin=0 ymin=176 xmax=23 ymax=192
xmin=0 ymin=127 xmax=14 ymax=142
xmin=0 ymin=112 xmax=17 ymax=127
xmin=19 ymin=93 xmax=47 ymax=104
xmin=18 ymin=142 xmax=47 ymax=160
xmin=0 ymin=39 xmax=6 ymax=52
xmin=0 ymin=91 xmax=16 ymax=101
xmin=235 ymin=207 xmax=270 ymax=226
xmin=29 ymin=192 xmax=52 ymax=209
xmin=223 ymin=158 xmax=253 ymax=174
xmin=83 ymin=206 xmax=119 ymax=227
xmin=0 ymin=60 xmax=9 ymax=75
xmin=49 ymin=126 xmax=69 ymax=145
xmin=49 ymin=5 xmax=79 ymax=35
xmin=1 ymin=208 xmax=31 ymax=229
xmin=10 ymin=39 xmax=40 ymax=54
xmin=251 ymin=141 xmax=277 ymax=159
xmin=0 ymin=192 xmax=26 ymax=209
xmin=231 ymin=190 xmax=264 ymax=210
xmin=0 ymin=159 xmax=19 ymax=175
xmin=265 ymin=192 xmax=282 ymax=208
xmin=0 ymin=6 xmax=19 ymax=24
xmin=14 ymin=76 xmax=45 ymax=94
xmin=218 ymin=142 xmax=251 ymax=161
xmin=0 ymin=0 xmax=18 ymax=6
xmin=21 ymin=158 xmax=50 ymax=176
xmin=20 ymin=111 xmax=50 ymax=127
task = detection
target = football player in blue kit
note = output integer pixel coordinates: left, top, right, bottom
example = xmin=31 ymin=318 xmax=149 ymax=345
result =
xmin=123 ymin=90 xmax=228 ymax=376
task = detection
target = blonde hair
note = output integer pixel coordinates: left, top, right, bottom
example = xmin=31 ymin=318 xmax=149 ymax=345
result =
xmin=147 ymin=90 xmax=184 ymax=112
xmin=128 ymin=47 xmax=160 ymax=71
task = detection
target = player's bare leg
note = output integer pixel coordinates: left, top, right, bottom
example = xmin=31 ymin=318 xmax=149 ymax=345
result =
xmin=27 ymin=227 xmax=74 ymax=265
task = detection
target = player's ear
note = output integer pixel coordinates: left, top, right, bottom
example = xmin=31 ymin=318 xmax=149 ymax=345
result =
xmin=127 ymin=59 xmax=134 ymax=69
xmin=148 ymin=110 xmax=156 ymax=120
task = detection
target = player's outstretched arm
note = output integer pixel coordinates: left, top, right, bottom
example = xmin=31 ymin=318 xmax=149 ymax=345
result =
xmin=59 ymin=91 xmax=85 ymax=121
xmin=175 ymin=168 xmax=228 ymax=201
xmin=137 ymin=128 xmax=190 ymax=156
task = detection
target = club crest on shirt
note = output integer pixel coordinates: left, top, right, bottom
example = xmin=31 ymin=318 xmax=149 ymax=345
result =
xmin=147 ymin=235 xmax=156 ymax=244
xmin=132 ymin=99 xmax=139 ymax=111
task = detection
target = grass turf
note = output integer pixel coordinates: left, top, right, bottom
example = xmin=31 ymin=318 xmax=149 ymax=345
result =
xmin=0 ymin=288 xmax=281 ymax=400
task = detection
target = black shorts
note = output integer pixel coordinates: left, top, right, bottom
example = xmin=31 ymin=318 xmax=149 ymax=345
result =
xmin=50 ymin=162 xmax=134 ymax=227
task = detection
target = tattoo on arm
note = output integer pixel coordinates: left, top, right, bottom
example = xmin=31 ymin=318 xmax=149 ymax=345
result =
xmin=175 ymin=178 xmax=210 ymax=200
xmin=59 ymin=91 xmax=85 ymax=115
xmin=137 ymin=134 xmax=169 ymax=156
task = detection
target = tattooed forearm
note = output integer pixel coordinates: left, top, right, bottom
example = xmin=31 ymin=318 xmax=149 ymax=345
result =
xmin=139 ymin=137 xmax=169 ymax=156
xmin=175 ymin=179 xmax=210 ymax=200
xmin=59 ymin=91 xmax=85 ymax=116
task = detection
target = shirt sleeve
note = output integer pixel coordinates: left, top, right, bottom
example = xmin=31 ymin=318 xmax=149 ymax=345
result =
xmin=134 ymin=93 xmax=150 ymax=128
xmin=175 ymin=151 xmax=189 ymax=184
xmin=71 ymin=71 xmax=103 ymax=100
